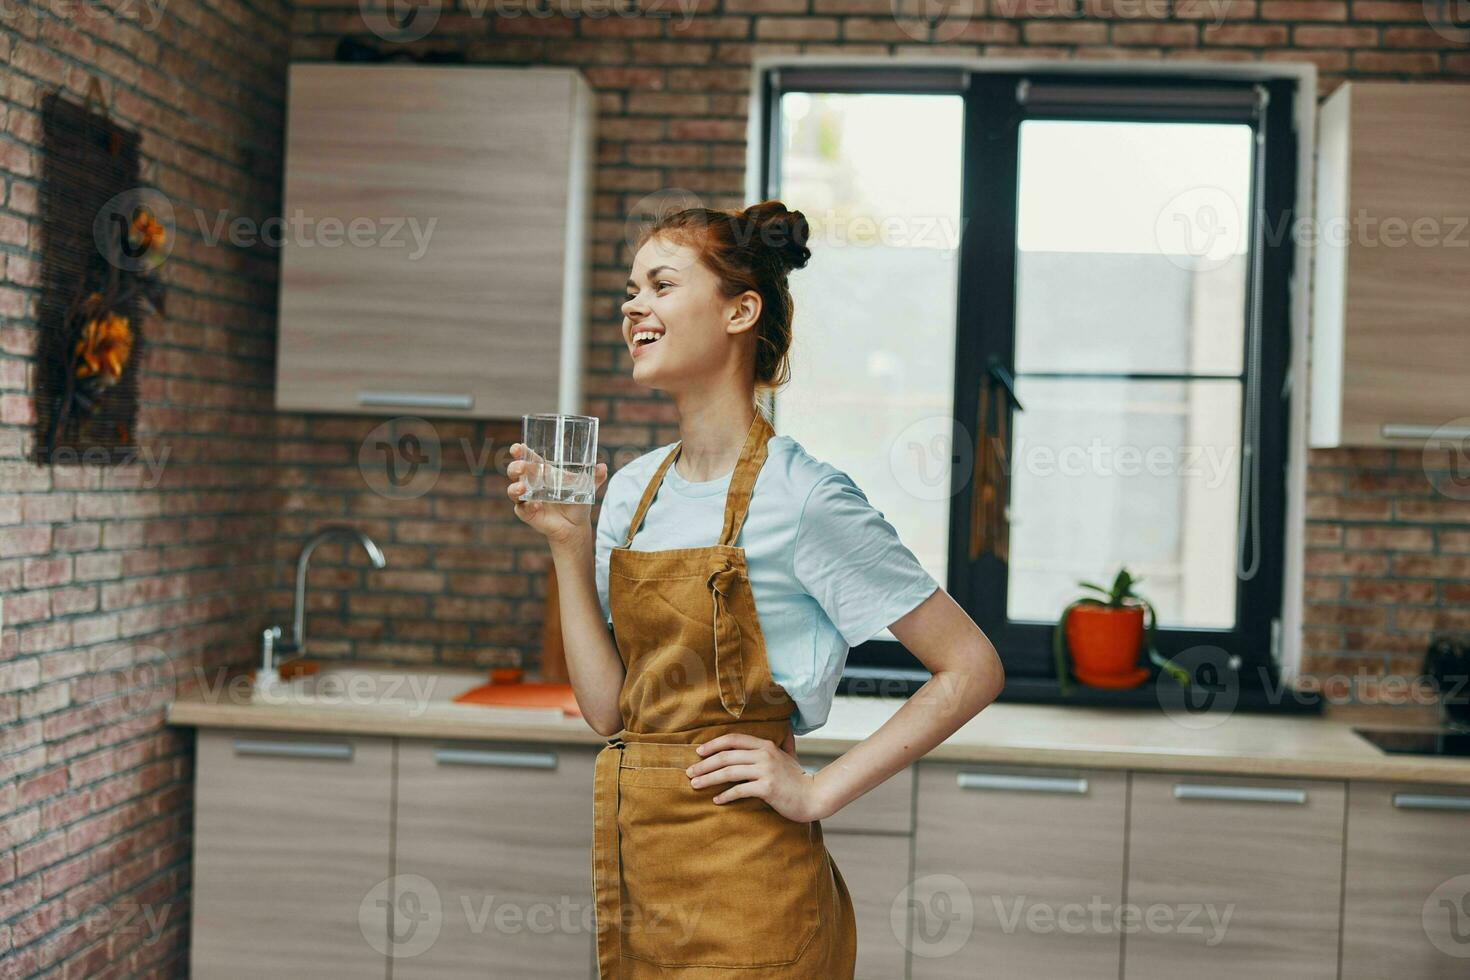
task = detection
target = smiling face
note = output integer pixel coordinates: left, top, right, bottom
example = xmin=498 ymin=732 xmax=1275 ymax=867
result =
xmin=621 ymin=236 xmax=759 ymax=393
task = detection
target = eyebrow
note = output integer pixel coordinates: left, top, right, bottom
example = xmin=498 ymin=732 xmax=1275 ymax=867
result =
xmin=625 ymin=265 xmax=680 ymax=289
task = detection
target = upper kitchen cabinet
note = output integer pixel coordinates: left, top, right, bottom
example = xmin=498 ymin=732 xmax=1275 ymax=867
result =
xmin=274 ymin=63 xmax=594 ymax=419
xmin=1309 ymin=81 xmax=1470 ymax=447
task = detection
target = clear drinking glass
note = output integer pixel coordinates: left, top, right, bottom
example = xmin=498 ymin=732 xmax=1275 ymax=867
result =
xmin=519 ymin=414 xmax=599 ymax=505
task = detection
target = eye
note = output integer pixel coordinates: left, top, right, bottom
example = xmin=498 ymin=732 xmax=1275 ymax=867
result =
xmin=656 ymin=281 xmax=673 ymax=291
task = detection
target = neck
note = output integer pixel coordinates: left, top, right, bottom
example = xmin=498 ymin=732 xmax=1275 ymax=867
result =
xmin=670 ymin=393 xmax=759 ymax=483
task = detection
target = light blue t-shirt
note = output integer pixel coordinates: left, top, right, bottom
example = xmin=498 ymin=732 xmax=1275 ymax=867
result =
xmin=595 ymin=434 xmax=941 ymax=735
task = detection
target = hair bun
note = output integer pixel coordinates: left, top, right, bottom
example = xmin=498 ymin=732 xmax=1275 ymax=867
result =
xmin=743 ymin=200 xmax=811 ymax=274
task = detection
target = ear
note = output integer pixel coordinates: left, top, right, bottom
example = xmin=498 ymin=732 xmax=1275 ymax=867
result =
xmin=726 ymin=290 xmax=762 ymax=337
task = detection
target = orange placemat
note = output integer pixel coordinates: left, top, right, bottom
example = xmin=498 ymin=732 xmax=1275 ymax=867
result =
xmin=453 ymin=681 xmax=582 ymax=717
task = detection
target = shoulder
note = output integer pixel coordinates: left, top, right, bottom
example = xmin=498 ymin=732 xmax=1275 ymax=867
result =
xmin=759 ymin=434 xmax=851 ymax=501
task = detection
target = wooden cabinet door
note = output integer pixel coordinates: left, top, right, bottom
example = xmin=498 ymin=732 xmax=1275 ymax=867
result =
xmin=191 ymin=729 xmax=394 ymax=980
xmin=1123 ymin=773 xmax=1344 ymax=980
xmin=393 ymin=740 xmax=597 ymax=979
xmin=276 ymin=63 xmax=592 ymax=419
xmin=824 ymin=832 xmax=912 ymax=980
xmin=1342 ymin=781 xmax=1470 ymax=979
xmin=911 ymin=762 xmax=1127 ymax=979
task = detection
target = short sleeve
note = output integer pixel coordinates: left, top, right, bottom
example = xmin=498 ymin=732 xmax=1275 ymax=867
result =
xmin=793 ymin=472 xmax=941 ymax=647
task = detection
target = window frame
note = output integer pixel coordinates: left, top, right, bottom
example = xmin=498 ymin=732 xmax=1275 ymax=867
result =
xmin=755 ymin=60 xmax=1310 ymax=703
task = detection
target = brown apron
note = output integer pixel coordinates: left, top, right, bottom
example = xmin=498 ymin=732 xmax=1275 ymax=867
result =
xmin=592 ymin=410 xmax=858 ymax=979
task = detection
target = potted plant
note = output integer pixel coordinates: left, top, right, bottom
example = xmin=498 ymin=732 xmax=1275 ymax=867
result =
xmin=1052 ymin=567 xmax=1190 ymax=695
xmin=1423 ymin=634 xmax=1470 ymax=730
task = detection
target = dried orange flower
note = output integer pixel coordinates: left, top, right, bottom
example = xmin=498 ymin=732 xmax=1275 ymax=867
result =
xmin=74 ymin=309 xmax=134 ymax=382
xmin=129 ymin=208 xmax=166 ymax=253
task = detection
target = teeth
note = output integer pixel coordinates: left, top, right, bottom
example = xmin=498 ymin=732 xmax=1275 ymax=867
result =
xmin=633 ymin=331 xmax=661 ymax=345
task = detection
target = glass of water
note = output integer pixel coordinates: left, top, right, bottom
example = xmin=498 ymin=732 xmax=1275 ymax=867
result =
xmin=519 ymin=414 xmax=599 ymax=505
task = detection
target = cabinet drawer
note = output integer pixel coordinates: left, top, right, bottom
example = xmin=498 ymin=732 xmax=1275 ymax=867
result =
xmin=912 ymin=762 xmax=1126 ymax=979
xmin=393 ymin=739 xmax=597 ymax=980
xmin=802 ymin=754 xmax=913 ymax=834
xmin=1342 ymin=780 xmax=1470 ymax=979
xmin=1123 ymin=772 xmax=1343 ymax=980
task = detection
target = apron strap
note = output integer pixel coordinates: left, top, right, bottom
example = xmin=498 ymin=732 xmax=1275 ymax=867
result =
xmin=717 ymin=411 xmax=774 ymax=548
xmin=621 ymin=441 xmax=684 ymax=548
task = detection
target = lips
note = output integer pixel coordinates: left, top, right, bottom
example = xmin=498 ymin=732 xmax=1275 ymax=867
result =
xmin=630 ymin=329 xmax=664 ymax=357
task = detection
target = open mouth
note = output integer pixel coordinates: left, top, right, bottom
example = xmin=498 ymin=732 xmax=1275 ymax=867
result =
xmin=632 ymin=332 xmax=663 ymax=351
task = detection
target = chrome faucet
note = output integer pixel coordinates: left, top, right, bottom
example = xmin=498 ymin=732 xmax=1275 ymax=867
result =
xmin=271 ymin=524 xmax=387 ymax=663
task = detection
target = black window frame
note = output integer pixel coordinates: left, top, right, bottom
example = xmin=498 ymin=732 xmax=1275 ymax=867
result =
xmin=759 ymin=64 xmax=1300 ymax=704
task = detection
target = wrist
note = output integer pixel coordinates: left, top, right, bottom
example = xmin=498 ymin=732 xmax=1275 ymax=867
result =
xmin=548 ymin=525 xmax=593 ymax=559
xmin=806 ymin=770 xmax=840 ymax=822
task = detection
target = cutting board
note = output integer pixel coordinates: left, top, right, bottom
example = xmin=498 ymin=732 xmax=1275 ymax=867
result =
xmin=452 ymin=680 xmax=582 ymax=717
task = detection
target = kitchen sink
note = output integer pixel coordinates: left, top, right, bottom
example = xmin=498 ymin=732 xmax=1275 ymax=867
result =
xmin=1352 ymin=726 xmax=1470 ymax=758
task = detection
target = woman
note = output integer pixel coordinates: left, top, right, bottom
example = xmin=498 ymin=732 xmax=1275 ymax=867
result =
xmin=507 ymin=200 xmax=1005 ymax=979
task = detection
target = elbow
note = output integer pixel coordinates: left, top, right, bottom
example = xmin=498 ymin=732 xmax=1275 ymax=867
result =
xmin=969 ymin=636 xmax=1006 ymax=712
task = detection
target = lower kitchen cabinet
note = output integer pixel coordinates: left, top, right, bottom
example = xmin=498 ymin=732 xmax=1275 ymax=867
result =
xmin=191 ymin=730 xmax=394 ymax=980
xmin=1122 ymin=772 xmax=1344 ymax=980
xmin=1341 ymin=780 xmax=1470 ymax=979
xmin=393 ymin=739 xmax=598 ymax=979
xmin=910 ymin=762 xmax=1128 ymax=979
xmin=824 ymin=832 xmax=912 ymax=980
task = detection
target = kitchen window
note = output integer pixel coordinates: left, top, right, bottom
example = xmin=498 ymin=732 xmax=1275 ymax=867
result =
xmin=757 ymin=63 xmax=1301 ymax=700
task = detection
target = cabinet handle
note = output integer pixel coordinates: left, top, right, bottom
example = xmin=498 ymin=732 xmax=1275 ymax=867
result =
xmin=233 ymin=737 xmax=353 ymax=760
xmin=957 ymin=772 xmax=1088 ymax=795
xmin=1173 ymin=783 xmax=1305 ymax=804
xmin=1381 ymin=423 xmax=1470 ymax=441
xmin=358 ymin=390 xmax=474 ymax=410
xmin=1393 ymin=793 xmax=1470 ymax=812
xmin=433 ymin=747 xmax=558 ymax=769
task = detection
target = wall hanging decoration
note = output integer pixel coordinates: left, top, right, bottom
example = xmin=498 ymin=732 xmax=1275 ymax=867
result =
xmin=33 ymin=78 xmax=168 ymax=465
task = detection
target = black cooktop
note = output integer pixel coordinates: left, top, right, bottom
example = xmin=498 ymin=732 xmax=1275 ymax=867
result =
xmin=1353 ymin=727 xmax=1470 ymax=758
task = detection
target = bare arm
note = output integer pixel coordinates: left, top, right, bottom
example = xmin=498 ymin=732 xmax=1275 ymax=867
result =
xmin=507 ymin=444 xmax=625 ymax=736
xmin=547 ymin=529 xmax=626 ymax=735
xmin=687 ymin=585 xmax=1004 ymax=822
xmin=802 ymin=586 xmax=1005 ymax=820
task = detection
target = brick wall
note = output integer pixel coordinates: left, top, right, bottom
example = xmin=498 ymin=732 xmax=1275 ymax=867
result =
xmin=3 ymin=1 xmax=1468 ymax=976
xmin=0 ymin=0 xmax=289 ymax=974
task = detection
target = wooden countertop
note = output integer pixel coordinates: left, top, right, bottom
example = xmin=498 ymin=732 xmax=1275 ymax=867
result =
xmin=164 ymin=663 xmax=1470 ymax=786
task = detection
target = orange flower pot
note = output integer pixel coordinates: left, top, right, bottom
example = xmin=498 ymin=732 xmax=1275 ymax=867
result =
xmin=1064 ymin=603 xmax=1147 ymax=687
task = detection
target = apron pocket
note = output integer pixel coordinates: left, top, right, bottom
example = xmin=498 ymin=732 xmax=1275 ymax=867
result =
xmin=617 ymin=764 xmax=821 ymax=968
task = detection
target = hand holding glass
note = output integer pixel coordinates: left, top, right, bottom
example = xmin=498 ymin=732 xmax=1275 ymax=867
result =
xmin=518 ymin=414 xmax=599 ymax=505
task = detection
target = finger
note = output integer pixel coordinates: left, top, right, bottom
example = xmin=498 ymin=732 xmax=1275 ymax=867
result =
xmin=692 ymin=763 xmax=762 ymax=788
xmin=694 ymin=733 xmax=760 ymax=756
xmin=712 ymin=779 xmax=765 ymax=805
xmin=687 ymin=749 xmax=760 ymax=777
